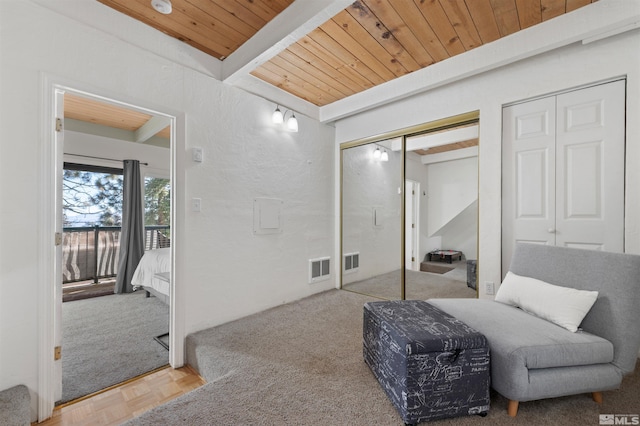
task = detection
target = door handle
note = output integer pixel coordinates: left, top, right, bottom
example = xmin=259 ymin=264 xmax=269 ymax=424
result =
xmin=548 ymin=228 xmax=556 ymax=233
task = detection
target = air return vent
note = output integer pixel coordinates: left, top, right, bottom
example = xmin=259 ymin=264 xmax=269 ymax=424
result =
xmin=344 ymin=252 xmax=359 ymax=274
xmin=309 ymin=257 xmax=330 ymax=283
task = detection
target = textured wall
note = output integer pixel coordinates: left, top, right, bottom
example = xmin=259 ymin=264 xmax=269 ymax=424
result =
xmin=426 ymin=156 xmax=478 ymax=260
xmin=342 ymin=143 xmax=401 ymax=284
xmin=0 ymin=1 xmax=335 ymax=420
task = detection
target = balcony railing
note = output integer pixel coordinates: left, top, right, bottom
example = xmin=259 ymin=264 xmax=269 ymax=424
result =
xmin=62 ymin=225 xmax=170 ymax=284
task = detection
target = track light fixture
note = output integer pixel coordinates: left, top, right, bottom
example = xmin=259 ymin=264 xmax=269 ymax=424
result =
xmin=272 ymin=106 xmax=284 ymax=124
xmin=272 ymin=105 xmax=298 ymax=132
xmin=286 ymin=112 xmax=298 ymax=132
xmin=373 ymin=146 xmax=382 ymax=160
xmin=372 ymin=144 xmax=389 ymax=162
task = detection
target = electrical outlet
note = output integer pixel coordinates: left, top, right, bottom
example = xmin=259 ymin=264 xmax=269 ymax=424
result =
xmin=485 ymin=281 xmax=495 ymax=295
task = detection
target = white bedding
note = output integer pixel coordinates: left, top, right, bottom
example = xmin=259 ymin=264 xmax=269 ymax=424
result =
xmin=131 ymin=248 xmax=171 ymax=298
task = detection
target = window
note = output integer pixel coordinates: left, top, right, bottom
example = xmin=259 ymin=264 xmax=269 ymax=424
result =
xmin=63 ymin=164 xmax=171 ymax=228
xmin=63 ymin=163 xmax=123 ymax=227
xmin=144 ymin=177 xmax=170 ymax=226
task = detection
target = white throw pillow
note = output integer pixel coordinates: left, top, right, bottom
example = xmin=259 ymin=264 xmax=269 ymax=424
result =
xmin=495 ymin=271 xmax=598 ymax=332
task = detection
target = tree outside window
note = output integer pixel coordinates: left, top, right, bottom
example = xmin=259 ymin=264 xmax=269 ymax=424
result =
xmin=63 ymin=169 xmax=123 ymax=226
xmin=144 ymin=177 xmax=170 ymax=226
xmin=63 ymin=166 xmax=170 ymax=227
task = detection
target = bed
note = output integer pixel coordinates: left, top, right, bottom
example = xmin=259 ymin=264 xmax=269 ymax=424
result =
xmin=131 ymin=248 xmax=171 ymax=304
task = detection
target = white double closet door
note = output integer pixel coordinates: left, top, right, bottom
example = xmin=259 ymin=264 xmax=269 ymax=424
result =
xmin=502 ymin=80 xmax=625 ymax=273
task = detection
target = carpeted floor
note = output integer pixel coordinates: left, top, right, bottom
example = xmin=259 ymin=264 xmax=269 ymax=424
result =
xmin=343 ymin=263 xmax=476 ymax=300
xmin=60 ymin=291 xmax=169 ymax=404
xmin=125 ymin=289 xmax=640 ymax=425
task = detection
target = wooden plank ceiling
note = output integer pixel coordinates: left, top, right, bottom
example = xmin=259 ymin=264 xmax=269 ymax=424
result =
xmin=98 ymin=0 xmax=294 ymax=60
xmin=253 ymin=0 xmax=598 ymax=106
xmin=64 ymin=93 xmax=171 ymax=139
xmin=97 ymin=0 xmax=597 ymax=108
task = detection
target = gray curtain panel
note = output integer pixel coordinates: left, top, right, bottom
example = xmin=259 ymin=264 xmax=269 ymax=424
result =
xmin=114 ymin=160 xmax=145 ymax=294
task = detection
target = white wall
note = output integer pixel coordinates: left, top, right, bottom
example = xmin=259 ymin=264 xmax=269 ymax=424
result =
xmin=426 ymin=156 xmax=478 ymax=260
xmin=342 ymin=143 xmax=402 ymax=283
xmin=182 ymin=76 xmax=336 ymax=333
xmin=406 ymin=152 xmax=478 ymax=263
xmin=335 ymin=28 xmax=640 ymax=299
xmin=426 ymin=157 xmax=477 ymax=237
xmin=64 ymin=131 xmax=171 ymax=179
xmin=0 ymin=0 xmax=335 ymax=420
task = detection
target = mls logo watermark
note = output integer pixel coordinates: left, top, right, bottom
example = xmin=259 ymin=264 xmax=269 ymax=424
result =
xmin=600 ymin=414 xmax=640 ymax=425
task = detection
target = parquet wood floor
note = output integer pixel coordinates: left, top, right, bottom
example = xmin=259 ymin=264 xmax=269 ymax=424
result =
xmin=38 ymin=366 xmax=205 ymax=425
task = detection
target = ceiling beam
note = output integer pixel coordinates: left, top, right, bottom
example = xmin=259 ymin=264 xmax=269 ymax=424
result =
xmin=230 ymin=74 xmax=320 ymax=120
xmin=134 ymin=115 xmax=171 ymax=143
xmin=65 ymin=118 xmax=135 ymax=142
xmin=390 ymin=125 xmax=479 ymax=151
xmin=421 ymin=146 xmax=479 ymax=165
xmin=222 ymin=0 xmax=353 ymax=90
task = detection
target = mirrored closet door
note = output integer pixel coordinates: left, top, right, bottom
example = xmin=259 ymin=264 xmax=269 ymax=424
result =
xmin=404 ymin=122 xmax=479 ymax=300
xmin=341 ymin=139 xmax=403 ymax=300
xmin=340 ymin=112 xmax=479 ymax=300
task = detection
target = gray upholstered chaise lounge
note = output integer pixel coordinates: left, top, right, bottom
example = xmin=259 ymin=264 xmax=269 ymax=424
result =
xmin=429 ymin=243 xmax=640 ymax=417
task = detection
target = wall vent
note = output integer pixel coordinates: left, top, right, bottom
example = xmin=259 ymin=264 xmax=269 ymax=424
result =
xmin=344 ymin=252 xmax=359 ymax=274
xmin=309 ymin=257 xmax=330 ymax=283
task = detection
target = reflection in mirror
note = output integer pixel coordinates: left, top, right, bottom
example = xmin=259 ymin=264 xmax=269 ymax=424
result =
xmin=341 ymin=140 xmax=402 ymax=300
xmin=404 ymin=123 xmax=479 ymax=300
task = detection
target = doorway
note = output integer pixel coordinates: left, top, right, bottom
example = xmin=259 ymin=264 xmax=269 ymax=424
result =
xmin=50 ymin=86 xmax=176 ymax=406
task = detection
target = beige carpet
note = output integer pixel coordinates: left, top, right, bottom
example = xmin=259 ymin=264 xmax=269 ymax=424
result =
xmin=126 ymin=289 xmax=640 ymax=425
xmin=61 ymin=291 xmax=169 ymax=404
xmin=343 ymin=264 xmax=476 ymax=300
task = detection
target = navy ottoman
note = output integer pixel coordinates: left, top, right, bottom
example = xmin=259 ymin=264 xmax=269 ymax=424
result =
xmin=363 ymin=300 xmax=490 ymax=424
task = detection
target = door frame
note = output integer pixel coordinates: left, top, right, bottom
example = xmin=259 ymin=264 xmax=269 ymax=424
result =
xmin=39 ymin=74 xmax=186 ymax=421
xmin=405 ymin=180 xmax=420 ymax=271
